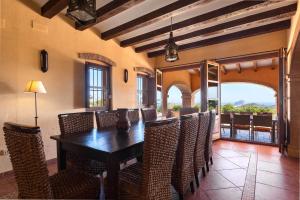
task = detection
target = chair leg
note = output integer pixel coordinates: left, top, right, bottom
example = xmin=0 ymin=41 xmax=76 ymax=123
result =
xmin=190 ymin=181 xmax=195 ymax=193
xmin=206 ymin=161 xmax=209 ymax=171
xmin=195 ymin=172 xmax=200 ymax=187
xmin=210 ymin=157 xmax=213 ymax=165
xmin=202 ymin=167 xmax=206 ymax=177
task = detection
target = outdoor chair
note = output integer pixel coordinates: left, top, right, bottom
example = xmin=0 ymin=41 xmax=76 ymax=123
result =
xmin=194 ymin=112 xmax=210 ymax=187
xmin=3 ymin=123 xmax=100 ymax=199
xmin=204 ymin=111 xmax=216 ymax=171
xmin=95 ymin=110 xmax=118 ymax=129
xmin=232 ymin=114 xmax=252 ymax=140
xmin=128 ymin=109 xmax=140 ymax=123
xmin=58 ymin=112 xmax=106 ymax=176
xmin=172 ymin=114 xmax=199 ymax=198
xmin=221 ymin=113 xmax=232 ymax=136
xmin=252 ymin=114 xmax=275 ymax=143
xmin=118 ymin=118 xmax=180 ymax=199
xmin=166 ymin=109 xmax=175 ymax=118
xmin=179 ymin=107 xmax=199 ymax=116
xmin=141 ymin=107 xmax=157 ymax=122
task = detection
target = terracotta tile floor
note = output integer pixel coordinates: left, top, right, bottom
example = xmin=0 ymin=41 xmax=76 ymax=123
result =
xmin=0 ymin=140 xmax=299 ymax=200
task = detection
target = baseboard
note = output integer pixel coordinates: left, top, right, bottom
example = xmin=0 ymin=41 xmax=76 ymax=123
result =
xmin=0 ymin=158 xmax=57 ymax=179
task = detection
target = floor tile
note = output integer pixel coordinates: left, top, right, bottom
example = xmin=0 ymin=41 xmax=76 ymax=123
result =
xmin=215 ymin=149 xmax=245 ymax=158
xmin=206 ymin=187 xmax=242 ymax=200
xmin=226 ymin=156 xmax=250 ymax=168
xmin=255 ymin=183 xmax=299 ymax=200
xmin=199 ymin=170 xmax=236 ymax=190
xmin=256 ymin=170 xmax=299 ymax=192
xmin=217 ymin=169 xmax=247 ymax=187
xmin=257 ymin=160 xmax=299 ymax=177
xmin=212 ymin=158 xmax=241 ymax=170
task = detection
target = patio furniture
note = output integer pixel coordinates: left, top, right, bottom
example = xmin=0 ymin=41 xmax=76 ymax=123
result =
xmin=166 ymin=109 xmax=175 ymax=118
xmin=252 ymin=114 xmax=275 ymax=143
xmin=205 ymin=111 xmax=216 ymax=171
xmin=172 ymin=114 xmax=198 ymax=198
xmin=128 ymin=109 xmax=140 ymax=123
xmin=119 ymin=118 xmax=180 ymax=200
xmin=257 ymin=112 xmax=273 ymax=116
xmin=95 ymin=110 xmax=118 ymax=129
xmin=194 ymin=111 xmax=210 ymax=187
xmin=232 ymin=114 xmax=252 ymax=140
xmin=221 ymin=113 xmax=232 ymax=137
xmin=239 ymin=112 xmax=253 ymax=115
xmin=3 ymin=123 xmax=100 ymax=199
xmin=179 ymin=107 xmax=198 ymax=116
xmin=51 ymin=121 xmax=146 ymax=199
xmin=141 ymin=107 xmax=157 ymax=122
xmin=58 ymin=112 xmax=106 ymax=176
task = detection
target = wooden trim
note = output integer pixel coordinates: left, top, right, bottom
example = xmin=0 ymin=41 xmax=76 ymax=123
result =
xmin=134 ymin=67 xmax=155 ymax=77
xmin=135 ymin=3 xmax=297 ymax=52
xmin=76 ymin=0 xmax=144 ymax=31
xmin=41 ymin=0 xmax=68 ymax=18
xmin=161 ymin=64 xmax=200 ymax=72
xmin=148 ymin=20 xmax=290 ymax=58
xmin=217 ymin=51 xmax=279 ymax=64
xmin=237 ymin=63 xmax=241 ymax=73
xmin=221 ymin=65 xmax=227 ymax=74
xmin=101 ymin=0 xmax=202 ymax=40
xmin=121 ymin=1 xmax=263 ymax=47
xmin=79 ymin=53 xmax=116 ymax=66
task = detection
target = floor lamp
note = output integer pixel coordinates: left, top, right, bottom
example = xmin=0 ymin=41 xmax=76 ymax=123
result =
xmin=24 ymin=80 xmax=47 ymax=126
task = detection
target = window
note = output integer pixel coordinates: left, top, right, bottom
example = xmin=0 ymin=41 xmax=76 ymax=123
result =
xmin=136 ymin=75 xmax=149 ymax=107
xmin=85 ymin=62 xmax=111 ymax=110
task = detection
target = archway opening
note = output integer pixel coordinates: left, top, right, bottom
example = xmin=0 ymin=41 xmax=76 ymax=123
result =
xmin=221 ymin=82 xmax=277 ymax=114
xmin=167 ymin=85 xmax=182 ymax=111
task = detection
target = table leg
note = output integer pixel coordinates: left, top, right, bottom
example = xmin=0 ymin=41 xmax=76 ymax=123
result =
xmin=106 ymin=156 xmax=120 ymax=200
xmin=57 ymin=141 xmax=66 ymax=171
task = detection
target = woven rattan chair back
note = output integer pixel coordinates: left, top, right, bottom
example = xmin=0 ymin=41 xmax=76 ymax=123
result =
xmin=3 ymin=123 xmax=53 ymax=199
xmin=95 ymin=110 xmax=118 ymax=129
xmin=128 ymin=109 xmax=140 ymax=123
xmin=253 ymin=115 xmax=272 ymax=127
xmin=233 ymin=114 xmax=251 ymax=126
xmin=194 ymin=112 xmax=210 ymax=176
xmin=141 ymin=108 xmax=157 ymax=122
xmin=172 ymin=114 xmax=199 ymax=195
xmin=142 ymin=118 xmax=180 ymax=199
xmin=179 ymin=107 xmax=198 ymax=116
xmin=58 ymin=112 xmax=94 ymax=135
xmin=205 ymin=111 xmax=216 ymax=165
xmin=221 ymin=113 xmax=231 ymax=124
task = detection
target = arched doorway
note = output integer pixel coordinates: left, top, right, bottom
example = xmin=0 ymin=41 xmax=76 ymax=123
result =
xmin=167 ymin=86 xmax=182 ymax=110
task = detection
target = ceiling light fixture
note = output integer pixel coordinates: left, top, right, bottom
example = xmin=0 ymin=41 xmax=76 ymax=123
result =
xmin=165 ymin=17 xmax=179 ymax=62
xmin=66 ymin=0 xmax=96 ymax=23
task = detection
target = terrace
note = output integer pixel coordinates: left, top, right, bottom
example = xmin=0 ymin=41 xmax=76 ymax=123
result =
xmin=0 ymin=0 xmax=299 ymax=199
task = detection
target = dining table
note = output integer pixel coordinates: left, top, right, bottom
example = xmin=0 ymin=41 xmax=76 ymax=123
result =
xmin=50 ymin=121 xmax=145 ymax=200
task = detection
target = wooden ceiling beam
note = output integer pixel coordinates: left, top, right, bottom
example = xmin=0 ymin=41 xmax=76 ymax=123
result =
xmin=148 ymin=20 xmax=290 ymax=58
xmin=236 ymin=63 xmax=241 ymax=73
xmin=160 ymin=64 xmax=200 ymax=73
xmin=135 ymin=3 xmax=297 ymax=52
xmin=101 ymin=0 xmax=202 ymax=40
xmin=271 ymin=58 xmax=277 ymax=69
xmin=76 ymin=0 xmax=144 ymax=31
xmin=253 ymin=61 xmax=258 ymax=72
xmin=121 ymin=1 xmax=264 ymax=47
xmin=221 ymin=65 xmax=227 ymax=75
xmin=41 ymin=0 xmax=68 ymax=18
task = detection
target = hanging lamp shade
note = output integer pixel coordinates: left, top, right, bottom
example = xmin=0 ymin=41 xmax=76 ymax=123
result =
xmin=165 ymin=31 xmax=179 ymax=62
xmin=66 ymin=0 xmax=96 ymax=22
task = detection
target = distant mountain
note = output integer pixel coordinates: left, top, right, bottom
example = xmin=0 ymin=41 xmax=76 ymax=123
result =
xmin=234 ymin=100 xmax=245 ymax=106
xmin=221 ymin=100 xmax=275 ymax=107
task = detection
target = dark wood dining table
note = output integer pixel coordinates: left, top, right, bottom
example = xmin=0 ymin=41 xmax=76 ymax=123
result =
xmin=50 ymin=121 xmax=145 ymax=200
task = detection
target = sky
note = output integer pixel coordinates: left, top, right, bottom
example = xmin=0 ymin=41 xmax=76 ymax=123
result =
xmin=167 ymin=83 xmax=276 ymax=105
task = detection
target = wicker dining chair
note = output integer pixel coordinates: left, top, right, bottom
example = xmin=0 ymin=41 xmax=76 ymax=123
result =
xmin=141 ymin=108 xmax=157 ymax=122
xmin=3 ymin=122 xmax=100 ymax=199
xmin=204 ymin=110 xmax=216 ymax=171
xmin=128 ymin=109 xmax=140 ymax=123
xmin=58 ymin=112 xmax=106 ymax=175
xmin=119 ymin=118 xmax=180 ymax=200
xmin=95 ymin=110 xmax=118 ymax=129
xmin=172 ymin=114 xmax=199 ymax=199
xmin=194 ymin=112 xmax=210 ymax=186
xmin=179 ymin=107 xmax=199 ymax=116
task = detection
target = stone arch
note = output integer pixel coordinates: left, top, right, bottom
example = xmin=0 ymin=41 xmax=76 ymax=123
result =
xmin=221 ymin=80 xmax=277 ymax=92
xmin=163 ymin=81 xmax=192 ymax=114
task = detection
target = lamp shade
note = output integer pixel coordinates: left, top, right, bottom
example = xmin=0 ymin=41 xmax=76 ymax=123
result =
xmin=24 ymin=80 xmax=47 ymax=93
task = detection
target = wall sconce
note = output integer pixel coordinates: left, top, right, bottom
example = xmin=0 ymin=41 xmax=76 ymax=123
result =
xmin=124 ymin=69 xmax=128 ymax=83
xmin=40 ymin=50 xmax=48 ymax=73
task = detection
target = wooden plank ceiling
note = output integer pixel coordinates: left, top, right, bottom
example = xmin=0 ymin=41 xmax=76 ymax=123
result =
xmin=37 ymin=0 xmax=297 ymax=58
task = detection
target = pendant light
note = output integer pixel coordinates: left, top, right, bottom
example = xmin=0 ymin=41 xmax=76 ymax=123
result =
xmin=165 ymin=17 xmax=179 ymax=62
xmin=66 ymin=0 xmax=96 ymax=23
